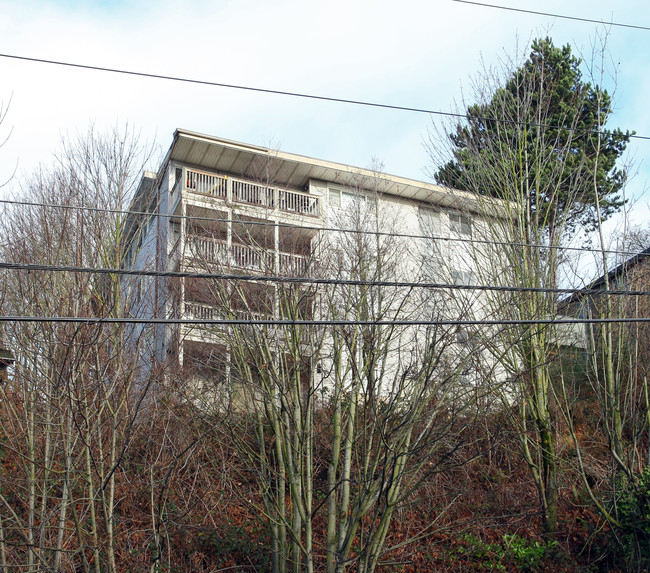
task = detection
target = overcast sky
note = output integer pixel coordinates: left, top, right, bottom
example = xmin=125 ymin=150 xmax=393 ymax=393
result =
xmin=0 ymin=0 xmax=648 ymax=263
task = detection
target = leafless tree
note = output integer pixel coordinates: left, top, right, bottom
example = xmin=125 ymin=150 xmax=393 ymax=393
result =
xmin=0 ymin=126 xmax=155 ymax=572
xmin=558 ymin=40 xmax=649 ymax=567
xmin=180 ymin=165 xmax=484 ymax=573
xmin=425 ymin=39 xmax=628 ymax=536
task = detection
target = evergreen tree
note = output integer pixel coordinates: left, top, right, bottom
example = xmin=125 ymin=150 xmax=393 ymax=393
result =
xmin=436 ymin=37 xmax=631 ymax=235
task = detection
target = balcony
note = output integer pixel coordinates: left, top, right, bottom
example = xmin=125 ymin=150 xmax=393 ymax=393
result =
xmin=232 ymin=179 xmax=274 ymax=208
xmin=184 ymin=302 xmax=270 ymax=323
xmin=185 ymin=170 xmax=227 ymax=199
xmin=279 ymin=252 xmax=309 ymax=276
xmin=186 ymin=235 xmax=311 ymax=276
xmin=177 ymin=168 xmax=321 ymax=217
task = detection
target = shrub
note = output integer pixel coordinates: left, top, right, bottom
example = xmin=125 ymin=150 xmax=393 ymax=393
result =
xmin=453 ymin=532 xmax=555 ymax=571
xmin=613 ymin=466 xmax=650 ymax=570
xmin=194 ymin=523 xmax=271 ymax=570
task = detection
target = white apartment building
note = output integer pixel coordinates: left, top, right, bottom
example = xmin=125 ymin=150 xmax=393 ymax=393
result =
xmin=123 ymin=129 xmax=497 ymax=395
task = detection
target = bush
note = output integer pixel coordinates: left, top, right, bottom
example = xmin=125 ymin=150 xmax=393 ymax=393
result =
xmin=193 ymin=523 xmax=271 ymax=570
xmin=613 ymin=466 xmax=650 ymax=570
xmin=453 ymin=532 xmax=555 ymax=571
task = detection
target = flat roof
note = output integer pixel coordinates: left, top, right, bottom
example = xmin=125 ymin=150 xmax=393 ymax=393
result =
xmin=164 ymin=129 xmax=496 ymax=213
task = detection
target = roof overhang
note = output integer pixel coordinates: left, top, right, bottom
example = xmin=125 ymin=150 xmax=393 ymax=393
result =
xmin=165 ymin=129 xmax=494 ymax=213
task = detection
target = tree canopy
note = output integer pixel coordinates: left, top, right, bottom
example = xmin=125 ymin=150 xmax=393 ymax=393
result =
xmin=435 ymin=37 xmax=632 ymax=234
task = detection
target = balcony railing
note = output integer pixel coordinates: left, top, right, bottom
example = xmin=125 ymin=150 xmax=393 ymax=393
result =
xmin=232 ymin=243 xmax=267 ymax=270
xmin=184 ymin=302 xmax=270 ymax=323
xmin=186 ymin=236 xmax=229 ymax=265
xmin=187 ymin=236 xmax=270 ymax=271
xmin=186 ymin=235 xmax=311 ymax=276
xmin=185 ymin=171 xmax=227 ymax=198
xmin=278 ymin=189 xmax=319 ymax=216
xmin=182 ymin=168 xmax=321 ymax=217
xmin=232 ymin=180 xmax=275 ymax=208
xmin=279 ymin=252 xmax=309 ymax=276
xmin=184 ymin=302 xmax=221 ymax=321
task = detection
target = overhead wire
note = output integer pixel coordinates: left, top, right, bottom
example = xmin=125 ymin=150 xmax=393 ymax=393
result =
xmin=451 ymin=0 xmax=650 ymax=32
xmin=0 ymin=18 xmax=645 ymax=331
xmin=0 ymin=31 xmax=646 ymax=328
xmin=1 ymin=260 xmax=649 ymax=298
xmin=0 ymin=52 xmax=646 ymax=141
xmin=0 ymin=196 xmax=645 ymax=260
xmin=0 ymin=316 xmax=648 ymax=326
xmin=0 ymin=39 xmax=644 ymax=263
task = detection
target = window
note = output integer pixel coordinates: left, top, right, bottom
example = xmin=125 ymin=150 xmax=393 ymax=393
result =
xmin=141 ymin=275 xmax=154 ymax=298
xmin=341 ymin=191 xmax=357 ymax=209
xmin=173 ymin=167 xmax=182 ymax=193
xmin=170 ymin=221 xmax=181 ymax=246
xmin=329 ymin=188 xmax=341 ymax=208
xmin=456 ymin=327 xmax=477 ymax=349
xmin=419 ymin=206 xmax=442 ymax=274
xmin=418 ymin=206 xmax=441 ymax=235
xmin=329 ymin=187 xmax=364 ymax=210
xmin=451 ymin=269 xmax=475 ymax=286
xmin=132 ymin=277 xmax=142 ymax=304
xmin=449 ymin=213 xmax=472 ymax=237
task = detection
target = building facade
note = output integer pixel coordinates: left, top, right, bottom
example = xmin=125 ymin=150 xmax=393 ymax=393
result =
xmin=123 ymin=129 xmax=498 ymax=398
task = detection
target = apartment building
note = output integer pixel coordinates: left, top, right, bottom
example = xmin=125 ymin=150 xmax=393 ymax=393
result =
xmin=124 ymin=129 xmax=496 ymax=395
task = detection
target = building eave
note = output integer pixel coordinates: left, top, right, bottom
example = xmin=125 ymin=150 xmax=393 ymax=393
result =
xmin=167 ymin=128 xmax=497 ymax=214
xmin=561 ymin=245 xmax=650 ymax=307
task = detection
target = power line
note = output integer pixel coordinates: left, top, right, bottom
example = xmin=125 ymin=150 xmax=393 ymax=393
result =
xmin=0 ymin=52 xmax=646 ymax=141
xmin=1 ymin=260 xmax=649 ymax=298
xmin=0 ymin=197 xmax=644 ymax=260
xmin=451 ymin=0 xmax=650 ymax=32
xmin=0 ymin=315 xmax=648 ymax=326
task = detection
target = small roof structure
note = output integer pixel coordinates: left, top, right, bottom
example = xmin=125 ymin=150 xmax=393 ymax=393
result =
xmin=563 ymin=245 xmax=650 ymax=306
xmin=0 ymin=348 xmax=14 ymax=381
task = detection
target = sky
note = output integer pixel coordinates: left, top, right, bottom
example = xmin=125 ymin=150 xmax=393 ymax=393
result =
xmin=0 ymin=0 xmax=648 ymax=272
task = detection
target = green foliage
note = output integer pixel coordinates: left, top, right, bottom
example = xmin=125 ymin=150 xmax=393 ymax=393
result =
xmin=452 ymin=532 xmax=555 ymax=571
xmin=436 ymin=37 xmax=632 ymax=234
xmin=194 ymin=524 xmax=271 ymax=570
xmin=502 ymin=534 xmax=551 ymax=571
xmin=613 ymin=466 xmax=650 ymax=570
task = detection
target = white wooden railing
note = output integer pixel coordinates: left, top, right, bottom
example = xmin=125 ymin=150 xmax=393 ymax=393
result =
xmin=278 ymin=189 xmax=320 ymax=216
xmin=185 ymin=170 xmax=227 ymax=198
xmin=182 ymin=168 xmax=320 ymax=217
xmin=184 ymin=302 xmax=221 ymax=321
xmin=186 ymin=235 xmax=309 ymax=275
xmin=184 ymin=302 xmax=269 ymax=322
xmin=231 ymin=243 xmax=267 ymax=270
xmin=232 ymin=180 xmax=275 ymax=208
xmin=279 ymin=252 xmax=309 ymax=276
xmin=186 ymin=236 xmax=268 ymax=270
xmin=186 ymin=236 xmax=229 ymax=264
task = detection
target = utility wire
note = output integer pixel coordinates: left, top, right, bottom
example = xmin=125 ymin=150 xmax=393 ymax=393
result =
xmin=0 ymin=197 xmax=644 ymax=260
xmin=0 ymin=52 xmax=646 ymax=141
xmin=1 ymin=260 xmax=649 ymax=297
xmin=0 ymin=315 xmax=648 ymax=326
xmin=451 ymin=0 xmax=650 ymax=32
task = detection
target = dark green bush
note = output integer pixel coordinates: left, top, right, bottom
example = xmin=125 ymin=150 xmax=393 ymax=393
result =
xmin=453 ymin=532 xmax=555 ymax=571
xmin=613 ymin=466 xmax=650 ymax=570
xmin=194 ymin=523 xmax=271 ymax=570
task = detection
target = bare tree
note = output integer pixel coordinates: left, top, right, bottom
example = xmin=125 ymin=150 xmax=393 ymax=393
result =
xmin=0 ymin=126 xmax=155 ymax=572
xmin=427 ymin=38 xmax=631 ymax=536
xmin=178 ymin=164 xmax=484 ymax=573
xmin=317 ymin=184 xmax=480 ymax=573
xmin=558 ymin=41 xmax=649 ymax=567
